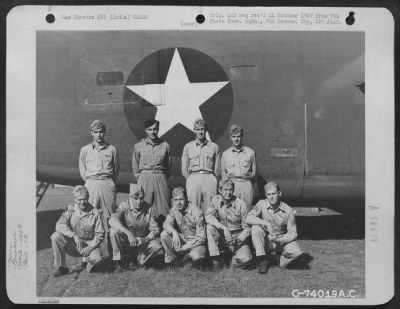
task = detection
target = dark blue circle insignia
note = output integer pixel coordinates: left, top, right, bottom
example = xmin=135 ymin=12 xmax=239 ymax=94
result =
xmin=123 ymin=47 xmax=233 ymax=156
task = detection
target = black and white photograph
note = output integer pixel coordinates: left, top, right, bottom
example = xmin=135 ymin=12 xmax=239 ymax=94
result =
xmin=6 ymin=6 xmax=394 ymax=305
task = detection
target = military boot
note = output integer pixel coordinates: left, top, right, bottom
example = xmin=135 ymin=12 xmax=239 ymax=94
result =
xmin=257 ymin=255 xmax=270 ymax=274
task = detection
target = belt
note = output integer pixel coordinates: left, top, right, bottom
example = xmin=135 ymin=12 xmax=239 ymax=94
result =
xmin=140 ymin=169 xmax=166 ymax=174
xmin=232 ymin=177 xmax=251 ymax=182
xmin=190 ymin=170 xmax=213 ymax=175
xmin=86 ymin=175 xmax=112 ymax=180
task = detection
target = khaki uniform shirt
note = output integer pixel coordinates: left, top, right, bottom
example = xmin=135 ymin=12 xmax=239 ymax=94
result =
xmin=181 ymin=140 xmax=220 ymax=178
xmin=56 ymin=204 xmax=105 ymax=246
xmin=247 ymin=200 xmax=298 ymax=244
xmin=221 ymin=146 xmax=256 ymax=180
xmin=132 ymin=138 xmax=171 ymax=177
xmin=163 ymin=203 xmax=206 ymax=247
xmin=79 ymin=143 xmax=119 ymax=180
xmin=109 ymin=200 xmax=160 ymax=239
xmin=205 ymin=195 xmax=251 ymax=241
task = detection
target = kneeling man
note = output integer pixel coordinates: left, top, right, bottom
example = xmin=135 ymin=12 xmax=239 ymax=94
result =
xmin=161 ymin=187 xmax=207 ymax=269
xmin=109 ymin=184 xmax=163 ymax=271
xmin=206 ymin=178 xmax=253 ymax=270
xmin=51 ymin=185 xmax=106 ymax=277
xmin=247 ymin=181 xmax=303 ymax=274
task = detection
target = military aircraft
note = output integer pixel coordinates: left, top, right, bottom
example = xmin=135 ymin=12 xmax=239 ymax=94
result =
xmin=36 ymin=30 xmax=364 ymax=207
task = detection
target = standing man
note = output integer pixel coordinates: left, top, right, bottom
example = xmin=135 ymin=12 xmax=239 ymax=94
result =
xmin=161 ymin=187 xmax=207 ymax=269
xmin=109 ymin=184 xmax=164 ymax=272
xmin=132 ymin=119 xmax=171 ymax=218
xmin=50 ymin=186 xmax=106 ymax=277
xmin=79 ymin=120 xmax=119 ymax=229
xmin=205 ymin=178 xmax=253 ymax=270
xmin=181 ymin=118 xmax=220 ymax=213
xmin=221 ymin=124 xmax=256 ymax=208
xmin=247 ymin=181 xmax=304 ymax=274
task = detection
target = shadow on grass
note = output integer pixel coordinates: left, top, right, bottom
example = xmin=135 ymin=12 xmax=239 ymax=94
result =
xmin=37 ymin=209 xmax=64 ymax=250
xmin=297 ymin=208 xmax=365 ymax=240
xmin=285 ymin=253 xmax=314 ymax=270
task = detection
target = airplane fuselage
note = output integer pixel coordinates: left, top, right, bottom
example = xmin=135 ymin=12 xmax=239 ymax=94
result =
xmin=37 ymin=30 xmax=365 ymax=207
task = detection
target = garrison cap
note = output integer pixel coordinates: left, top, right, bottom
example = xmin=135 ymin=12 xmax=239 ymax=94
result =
xmin=90 ymin=120 xmax=106 ymax=131
xmin=129 ymin=183 xmax=145 ymax=197
xmin=144 ymin=119 xmax=159 ymax=129
xmin=193 ymin=118 xmax=207 ymax=129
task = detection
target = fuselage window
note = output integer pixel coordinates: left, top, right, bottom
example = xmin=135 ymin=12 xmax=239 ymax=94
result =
xmin=96 ymin=71 xmax=124 ymax=86
xmin=229 ymin=65 xmax=258 ymax=81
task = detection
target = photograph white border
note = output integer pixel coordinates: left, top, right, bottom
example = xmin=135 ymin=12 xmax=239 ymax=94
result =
xmin=6 ymin=5 xmax=394 ymax=305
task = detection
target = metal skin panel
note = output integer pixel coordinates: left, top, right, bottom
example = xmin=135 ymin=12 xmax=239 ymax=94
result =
xmin=36 ymin=31 xmax=364 ymax=204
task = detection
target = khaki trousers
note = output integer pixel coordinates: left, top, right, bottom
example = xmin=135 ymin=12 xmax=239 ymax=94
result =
xmin=232 ymin=179 xmax=254 ymax=209
xmin=206 ymin=225 xmax=252 ymax=268
xmin=186 ymin=173 xmax=217 ymax=213
xmin=138 ymin=173 xmax=170 ymax=217
xmin=160 ymin=231 xmax=207 ymax=264
xmin=109 ymin=229 xmax=163 ymax=266
xmin=51 ymin=231 xmax=104 ymax=271
xmin=85 ymin=179 xmax=116 ymax=231
xmin=251 ymin=225 xmax=303 ymax=267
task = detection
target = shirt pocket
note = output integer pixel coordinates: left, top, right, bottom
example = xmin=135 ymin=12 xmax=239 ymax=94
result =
xmin=82 ymin=224 xmax=94 ymax=240
xmin=227 ymin=208 xmax=241 ymax=225
xmin=86 ymin=152 xmax=101 ymax=170
xmin=226 ymin=159 xmax=235 ymax=168
xmin=74 ymin=219 xmax=94 ymax=240
xmin=102 ymin=153 xmax=113 ymax=167
xmin=241 ymin=158 xmax=251 ymax=168
xmin=205 ymin=149 xmax=215 ymax=169
xmin=154 ymin=151 xmax=167 ymax=167
xmin=140 ymin=153 xmax=154 ymax=168
xmin=188 ymin=153 xmax=200 ymax=168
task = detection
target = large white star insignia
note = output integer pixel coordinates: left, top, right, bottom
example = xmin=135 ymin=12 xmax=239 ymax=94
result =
xmin=126 ymin=48 xmax=229 ymax=136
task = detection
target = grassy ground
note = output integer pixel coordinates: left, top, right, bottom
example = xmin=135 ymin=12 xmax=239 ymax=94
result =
xmin=37 ymin=239 xmax=364 ymax=298
xmin=37 ymin=186 xmax=365 ymax=298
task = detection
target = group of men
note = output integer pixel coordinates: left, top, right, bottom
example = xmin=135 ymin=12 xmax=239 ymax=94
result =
xmin=50 ymin=118 xmax=305 ymax=277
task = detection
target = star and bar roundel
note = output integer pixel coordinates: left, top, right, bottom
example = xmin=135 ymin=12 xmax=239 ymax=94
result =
xmin=123 ymin=47 xmax=233 ymax=156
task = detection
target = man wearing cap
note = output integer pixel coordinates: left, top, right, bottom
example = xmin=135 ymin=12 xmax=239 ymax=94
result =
xmin=221 ymin=125 xmax=256 ymax=209
xmin=79 ymin=120 xmax=119 ymax=229
xmin=181 ymin=118 xmax=220 ymax=213
xmin=161 ymin=187 xmax=207 ymax=269
xmin=50 ymin=185 xmax=106 ymax=277
xmin=205 ymin=178 xmax=253 ymax=270
xmin=132 ymin=119 xmax=171 ymax=218
xmin=247 ymin=181 xmax=304 ymax=274
xmin=109 ymin=184 xmax=164 ymax=271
